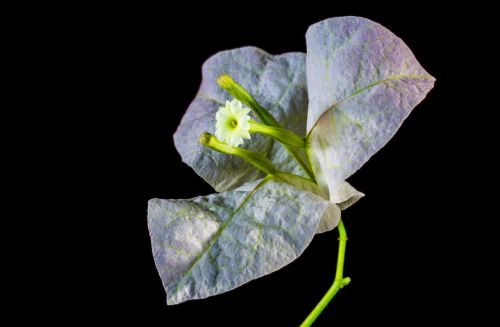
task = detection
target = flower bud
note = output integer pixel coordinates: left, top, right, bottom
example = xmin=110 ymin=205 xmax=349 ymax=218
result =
xmin=199 ymin=132 xmax=277 ymax=176
xmin=248 ymin=120 xmax=305 ymax=148
xmin=217 ymin=74 xmax=278 ymax=126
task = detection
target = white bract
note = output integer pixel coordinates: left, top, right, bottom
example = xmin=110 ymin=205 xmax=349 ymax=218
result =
xmin=155 ymin=16 xmax=435 ymax=305
xmin=215 ymin=99 xmax=251 ymax=147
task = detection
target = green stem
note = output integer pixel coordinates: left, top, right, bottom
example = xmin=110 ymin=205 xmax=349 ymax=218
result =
xmin=288 ymin=146 xmax=316 ymax=182
xmin=299 ymin=220 xmax=351 ymax=327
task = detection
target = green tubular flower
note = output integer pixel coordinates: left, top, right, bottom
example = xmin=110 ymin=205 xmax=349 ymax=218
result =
xmin=248 ymin=120 xmax=305 ymax=148
xmin=199 ymin=132 xmax=276 ymax=175
xmin=217 ymin=74 xmax=278 ymax=126
xmin=217 ymin=74 xmax=315 ymax=180
xmin=215 ymin=99 xmax=251 ymax=147
xmin=215 ymin=96 xmax=305 ymax=149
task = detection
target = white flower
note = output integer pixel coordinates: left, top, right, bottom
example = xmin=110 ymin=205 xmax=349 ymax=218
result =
xmin=215 ymin=99 xmax=251 ymax=147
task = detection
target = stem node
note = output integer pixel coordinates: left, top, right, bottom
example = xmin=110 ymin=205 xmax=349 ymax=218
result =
xmin=299 ymin=220 xmax=350 ymax=327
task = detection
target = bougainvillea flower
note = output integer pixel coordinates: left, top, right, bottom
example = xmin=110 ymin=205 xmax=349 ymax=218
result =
xmin=215 ymin=99 xmax=252 ymax=147
xmin=148 ymin=16 xmax=435 ymax=305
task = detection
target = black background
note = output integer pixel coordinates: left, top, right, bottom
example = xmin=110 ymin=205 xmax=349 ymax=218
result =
xmin=45 ymin=3 xmax=486 ymax=325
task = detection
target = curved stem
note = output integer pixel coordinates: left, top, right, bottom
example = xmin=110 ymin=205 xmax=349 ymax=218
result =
xmin=285 ymin=145 xmax=316 ymax=182
xmin=299 ymin=220 xmax=351 ymax=327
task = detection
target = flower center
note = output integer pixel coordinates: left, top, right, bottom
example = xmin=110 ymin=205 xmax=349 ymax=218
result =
xmin=230 ymin=119 xmax=238 ymax=128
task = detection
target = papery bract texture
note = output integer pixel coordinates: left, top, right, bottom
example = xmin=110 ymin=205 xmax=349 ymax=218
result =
xmin=148 ymin=178 xmax=334 ymax=304
xmin=149 ymin=17 xmax=436 ymax=305
xmin=306 ymin=17 xmax=435 ymax=196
